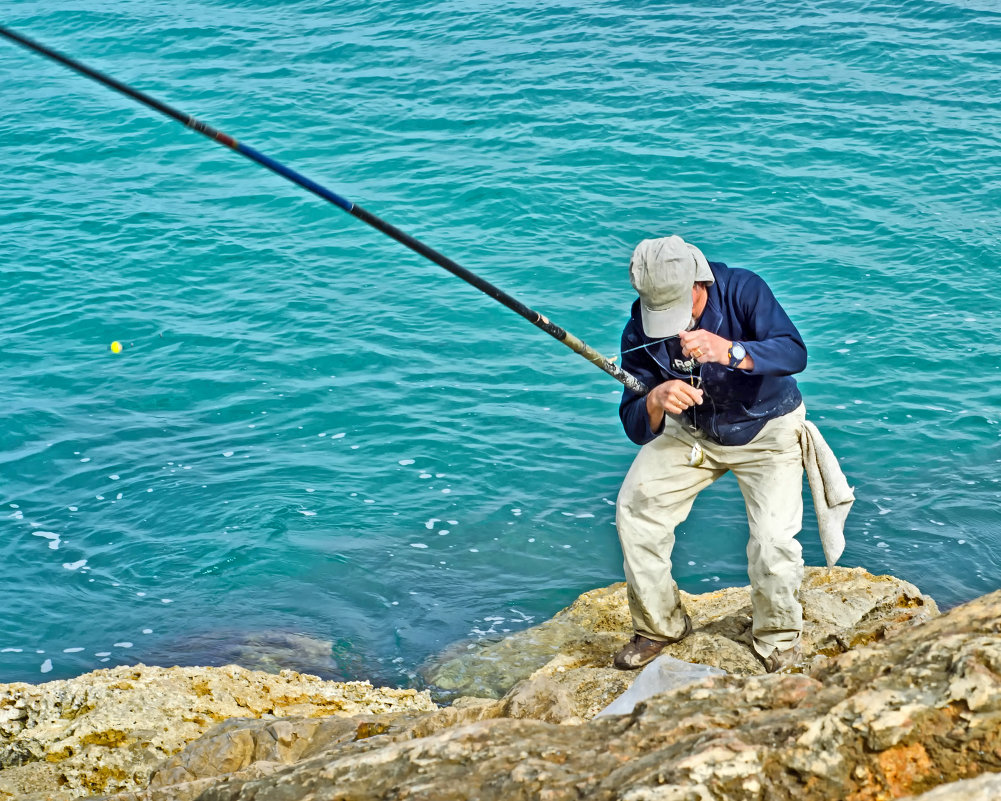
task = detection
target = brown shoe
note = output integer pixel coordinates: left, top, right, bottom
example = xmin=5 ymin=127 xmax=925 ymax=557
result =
xmin=613 ymin=615 xmax=693 ymax=670
xmin=757 ymin=643 xmax=802 ymax=673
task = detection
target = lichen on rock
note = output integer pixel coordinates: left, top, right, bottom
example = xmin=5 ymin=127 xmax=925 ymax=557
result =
xmin=0 ymin=664 xmax=435 ymax=799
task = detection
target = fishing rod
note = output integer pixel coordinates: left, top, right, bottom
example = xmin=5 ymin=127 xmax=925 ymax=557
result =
xmin=0 ymin=25 xmax=649 ymax=396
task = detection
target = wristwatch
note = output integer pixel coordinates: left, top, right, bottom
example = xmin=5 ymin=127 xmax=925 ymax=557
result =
xmin=727 ymin=341 xmax=746 ymax=369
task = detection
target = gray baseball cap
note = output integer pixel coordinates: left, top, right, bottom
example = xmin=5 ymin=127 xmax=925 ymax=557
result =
xmin=629 ymin=236 xmax=714 ymax=337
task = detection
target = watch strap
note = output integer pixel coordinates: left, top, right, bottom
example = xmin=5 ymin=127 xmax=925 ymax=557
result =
xmin=727 ymin=342 xmax=746 ymax=369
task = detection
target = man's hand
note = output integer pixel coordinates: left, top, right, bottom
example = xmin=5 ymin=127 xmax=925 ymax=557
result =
xmin=646 ymin=379 xmax=704 ymax=433
xmin=679 ymin=330 xmax=730 ymax=365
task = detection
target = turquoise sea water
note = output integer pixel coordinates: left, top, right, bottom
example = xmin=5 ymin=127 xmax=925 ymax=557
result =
xmin=1 ymin=1 xmax=999 ymax=686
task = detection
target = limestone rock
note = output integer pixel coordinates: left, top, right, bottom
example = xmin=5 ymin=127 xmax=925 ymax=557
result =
xmin=0 ymin=568 xmax=950 ymax=801
xmin=428 ymin=566 xmax=937 ymax=724
xmin=424 ymin=580 xmax=633 ymax=700
xmin=95 ymin=699 xmax=505 ymax=801
xmin=112 ymin=587 xmax=1001 ymax=801
xmin=0 ymin=664 xmax=435 ymax=799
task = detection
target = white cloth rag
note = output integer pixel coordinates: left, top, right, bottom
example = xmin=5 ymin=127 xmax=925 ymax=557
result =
xmin=800 ymin=420 xmax=854 ymax=567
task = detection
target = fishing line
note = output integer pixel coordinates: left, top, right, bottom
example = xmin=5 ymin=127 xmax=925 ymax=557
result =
xmin=0 ymin=25 xmax=649 ymax=397
xmin=611 ymin=334 xmax=680 ymax=362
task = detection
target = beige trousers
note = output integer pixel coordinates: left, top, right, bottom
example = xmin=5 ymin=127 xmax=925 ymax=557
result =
xmin=616 ymin=404 xmax=806 ymax=658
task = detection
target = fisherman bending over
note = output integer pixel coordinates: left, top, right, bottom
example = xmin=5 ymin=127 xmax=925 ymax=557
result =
xmin=613 ymin=235 xmax=851 ymax=673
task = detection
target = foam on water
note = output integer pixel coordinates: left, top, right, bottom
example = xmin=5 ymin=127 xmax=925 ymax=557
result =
xmin=32 ymin=532 xmax=61 ymax=551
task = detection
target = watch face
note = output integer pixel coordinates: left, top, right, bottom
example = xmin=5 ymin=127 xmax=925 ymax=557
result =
xmin=732 ymin=343 xmax=746 ymax=361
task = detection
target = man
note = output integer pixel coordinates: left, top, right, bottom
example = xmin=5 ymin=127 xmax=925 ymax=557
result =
xmin=614 ymin=235 xmax=810 ymax=673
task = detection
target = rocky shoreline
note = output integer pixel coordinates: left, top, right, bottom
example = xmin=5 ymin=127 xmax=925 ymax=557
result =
xmin=3 ymin=566 xmax=1001 ymax=800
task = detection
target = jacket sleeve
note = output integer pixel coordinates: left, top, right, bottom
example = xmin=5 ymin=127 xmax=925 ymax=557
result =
xmin=736 ymin=274 xmax=808 ymax=377
xmin=617 ymin=321 xmax=664 ymax=446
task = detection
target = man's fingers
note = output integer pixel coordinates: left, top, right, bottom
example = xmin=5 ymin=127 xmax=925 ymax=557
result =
xmin=653 ymin=381 xmax=703 ymax=416
xmin=680 ymin=330 xmax=723 ymax=363
xmin=661 ymin=386 xmax=703 ymax=413
xmin=676 ymin=385 xmax=704 ymax=404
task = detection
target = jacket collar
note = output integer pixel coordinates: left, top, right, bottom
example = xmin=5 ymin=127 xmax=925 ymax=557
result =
xmin=698 ymin=261 xmax=727 ymax=334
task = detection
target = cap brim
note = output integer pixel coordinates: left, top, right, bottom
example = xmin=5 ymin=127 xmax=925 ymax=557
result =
xmin=640 ymin=300 xmax=692 ymax=338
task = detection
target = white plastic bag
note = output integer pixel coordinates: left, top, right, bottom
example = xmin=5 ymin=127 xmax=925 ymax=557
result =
xmin=596 ymin=656 xmax=726 ymax=718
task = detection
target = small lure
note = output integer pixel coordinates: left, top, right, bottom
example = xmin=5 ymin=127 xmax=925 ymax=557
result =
xmin=688 ymin=442 xmax=705 ymax=467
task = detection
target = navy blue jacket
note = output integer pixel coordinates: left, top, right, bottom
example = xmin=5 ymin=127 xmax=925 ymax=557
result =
xmin=619 ymin=261 xmax=806 ymax=447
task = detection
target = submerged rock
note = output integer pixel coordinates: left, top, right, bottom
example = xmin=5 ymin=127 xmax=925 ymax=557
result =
xmin=139 ymin=630 xmax=346 ymax=680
